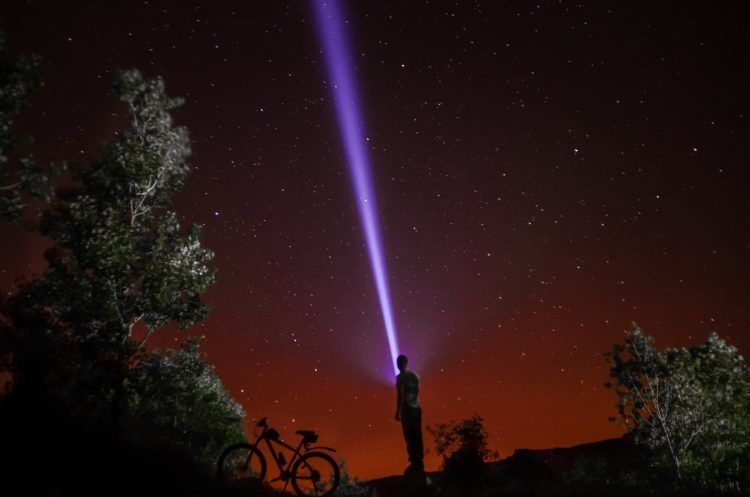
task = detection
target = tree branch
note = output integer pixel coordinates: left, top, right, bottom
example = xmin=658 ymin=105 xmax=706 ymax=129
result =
xmin=0 ymin=182 xmax=21 ymax=191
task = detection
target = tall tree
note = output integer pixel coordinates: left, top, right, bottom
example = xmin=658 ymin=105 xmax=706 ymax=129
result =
xmin=606 ymin=325 xmax=750 ymax=493
xmin=0 ymin=38 xmax=244 ymax=479
xmin=38 ymin=68 xmax=215 ymax=342
xmin=3 ymin=69 xmax=216 ymax=426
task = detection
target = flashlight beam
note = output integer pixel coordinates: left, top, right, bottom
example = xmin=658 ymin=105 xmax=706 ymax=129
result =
xmin=311 ymin=0 xmax=400 ymax=375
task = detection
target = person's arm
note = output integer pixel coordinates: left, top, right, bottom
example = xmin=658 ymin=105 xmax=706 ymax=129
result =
xmin=395 ymin=379 xmax=402 ymax=421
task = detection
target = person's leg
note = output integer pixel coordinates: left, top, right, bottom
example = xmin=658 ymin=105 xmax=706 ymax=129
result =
xmin=401 ymin=416 xmax=414 ymax=471
xmin=403 ymin=407 xmax=424 ymax=472
xmin=411 ymin=407 xmax=424 ymax=471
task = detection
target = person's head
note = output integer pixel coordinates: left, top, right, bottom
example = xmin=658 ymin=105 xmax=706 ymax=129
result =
xmin=397 ymin=354 xmax=408 ymax=372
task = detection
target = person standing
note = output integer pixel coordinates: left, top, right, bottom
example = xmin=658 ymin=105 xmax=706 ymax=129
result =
xmin=395 ymin=354 xmax=424 ymax=475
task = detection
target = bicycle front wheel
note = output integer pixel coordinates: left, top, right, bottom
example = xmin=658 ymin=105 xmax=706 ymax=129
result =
xmin=290 ymin=451 xmax=340 ymax=497
xmin=217 ymin=443 xmax=267 ymax=484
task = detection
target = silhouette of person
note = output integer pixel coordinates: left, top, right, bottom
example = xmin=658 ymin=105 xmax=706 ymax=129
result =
xmin=395 ymin=354 xmax=424 ymax=475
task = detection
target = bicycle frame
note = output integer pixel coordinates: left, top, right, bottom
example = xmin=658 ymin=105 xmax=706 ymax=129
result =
xmin=219 ymin=417 xmax=340 ymax=496
xmin=249 ymin=420 xmax=328 ymax=490
xmin=259 ymin=434 xmax=305 ymax=481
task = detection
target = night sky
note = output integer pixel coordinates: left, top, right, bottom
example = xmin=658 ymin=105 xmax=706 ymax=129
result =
xmin=2 ymin=0 xmax=749 ymax=479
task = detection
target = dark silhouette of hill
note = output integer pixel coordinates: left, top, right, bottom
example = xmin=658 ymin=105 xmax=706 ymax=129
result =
xmin=366 ymin=437 xmax=710 ymax=497
xmin=494 ymin=436 xmax=640 ymax=475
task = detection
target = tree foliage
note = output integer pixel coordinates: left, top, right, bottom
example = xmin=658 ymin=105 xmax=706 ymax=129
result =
xmin=0 ymin=32 xmax=57 ymax=223
xmin=34 ymin=68 xmax=215 ymax=342
xmin=125 ymin=338 xmax=245 ymax=468
xmin=606 ymin=325 xmax=750 ymax=493
xmin=3 ymin=68 xmax=217 ymax=423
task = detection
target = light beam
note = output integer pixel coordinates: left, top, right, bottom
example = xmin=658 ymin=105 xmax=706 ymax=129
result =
xmin=311 ymin=0 xmax=401 ymax=376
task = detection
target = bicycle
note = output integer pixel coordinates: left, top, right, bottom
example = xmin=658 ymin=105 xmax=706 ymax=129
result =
xmin=217 ymin=417 xmax=340 ymax=496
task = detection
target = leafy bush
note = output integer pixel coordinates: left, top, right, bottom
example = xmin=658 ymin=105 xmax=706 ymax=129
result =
xmin=124 ymin=338 xmax=245 ymax=469
xmin=332 ymin=459 xmax=375 ymax=496
xmin=428 ymin=414 xmax=498 ymax=482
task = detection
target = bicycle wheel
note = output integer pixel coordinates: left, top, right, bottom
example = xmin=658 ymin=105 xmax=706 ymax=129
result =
xmin=217 ymin=443 xmax=267 ymax=483
xmin=290 ymin=451 xmax=340 ymax=497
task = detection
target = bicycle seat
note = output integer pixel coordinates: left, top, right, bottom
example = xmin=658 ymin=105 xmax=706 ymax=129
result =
xmin=296 ymin=430 xmax=319 ymax=443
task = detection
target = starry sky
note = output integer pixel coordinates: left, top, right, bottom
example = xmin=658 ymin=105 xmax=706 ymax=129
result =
xmin=2 ymin=0 xmax=750 ymax=480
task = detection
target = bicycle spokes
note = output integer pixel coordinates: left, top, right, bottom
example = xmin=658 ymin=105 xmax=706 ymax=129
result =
xmin=292 ymin=452 xmax=340 ymax=496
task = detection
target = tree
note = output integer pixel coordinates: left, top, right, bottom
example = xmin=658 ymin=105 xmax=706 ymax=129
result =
xmin=0 ymin=61 xmax=242 ymax=461
xmin=606 ymin=325 xmax=750 ymax=493
xmin=0 ymin=31 xmax=56 ymax=223
xmin=0 ymin=38 xmax=246 ymax=489
xmin=3 ymin=68 xmax=216 ymax=424
xmin=678 ymin=333 xmax=750 ymax=493
xmin=428 ymin=414 xmax=498 ymax=481
xmin=37 ymin=68 xmax=215 ymax=342
xmin=606 ymin=326 xmax=687 ymax=481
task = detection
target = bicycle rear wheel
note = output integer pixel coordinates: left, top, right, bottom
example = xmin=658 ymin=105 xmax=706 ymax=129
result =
xmin=217 ymin=443 xmax=267 ymax=483
xmin=290 ymin=451 xmax=340 ymax=497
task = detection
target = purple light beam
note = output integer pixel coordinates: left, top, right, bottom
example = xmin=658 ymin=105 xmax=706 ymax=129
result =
xmin=311 ymin=0 xmax=401 ymax=376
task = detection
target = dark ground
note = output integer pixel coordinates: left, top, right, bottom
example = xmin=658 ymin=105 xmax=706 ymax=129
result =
xmin=0 ymin=399 xmax=719 ymax=497
xmin=367 ymin=437 xmax=709 ymax=497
